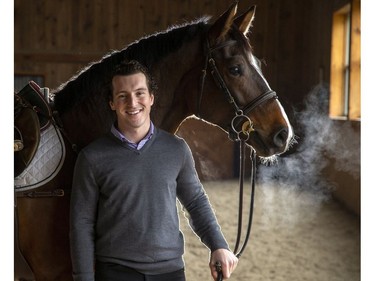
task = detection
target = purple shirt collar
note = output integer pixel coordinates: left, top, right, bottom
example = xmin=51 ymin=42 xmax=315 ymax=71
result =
xmin=111 ymin=122 xmax=154 ymax=150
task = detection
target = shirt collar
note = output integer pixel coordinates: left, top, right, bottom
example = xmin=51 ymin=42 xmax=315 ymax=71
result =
xmin=111 ymin=122 xmax=154 ymax=150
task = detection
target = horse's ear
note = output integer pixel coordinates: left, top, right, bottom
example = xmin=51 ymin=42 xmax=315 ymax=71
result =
xmin=208 ymin=1 xmax=238 ymax=44
xmin=234 ymin=5 xmax=256 ymax=36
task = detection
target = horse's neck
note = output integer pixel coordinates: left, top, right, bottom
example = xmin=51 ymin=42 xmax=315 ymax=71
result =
xmin=152 ymin=38 xmax=203 ymax=133
xmin=57 ymin=33 xmax=204 ymax=148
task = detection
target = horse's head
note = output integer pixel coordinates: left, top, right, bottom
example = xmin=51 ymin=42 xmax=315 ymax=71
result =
xmin=196 ymin=3 xmax=293 ymax=158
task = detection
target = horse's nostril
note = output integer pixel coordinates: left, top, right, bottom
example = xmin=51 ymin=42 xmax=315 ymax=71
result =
xmin=273 ymin=128 xmax=288 ymax=148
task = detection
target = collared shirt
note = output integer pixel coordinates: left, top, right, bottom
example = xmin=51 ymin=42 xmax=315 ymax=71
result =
xmin=111 ymin=122 xmax=155 ymax=150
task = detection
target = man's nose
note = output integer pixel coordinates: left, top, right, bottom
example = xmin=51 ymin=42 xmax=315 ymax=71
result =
xmin=128 ymin=95 xmax=137 ymax=106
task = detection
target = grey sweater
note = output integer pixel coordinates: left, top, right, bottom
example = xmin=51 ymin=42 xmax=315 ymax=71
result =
xmin=70 ymin=128 xmax=229 ymax=281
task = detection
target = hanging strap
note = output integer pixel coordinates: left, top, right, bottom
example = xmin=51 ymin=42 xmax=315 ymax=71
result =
xmin=216 ymin=141 xmax=257 ymax=281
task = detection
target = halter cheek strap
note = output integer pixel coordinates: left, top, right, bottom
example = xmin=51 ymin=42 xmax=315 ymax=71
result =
xmin=198 ymin=38 xmax=267 ymax=281
xmin=197 ymin=38 xmax=278 ymax=141
xmin=197 ymin=40 xmax=238 ymax=118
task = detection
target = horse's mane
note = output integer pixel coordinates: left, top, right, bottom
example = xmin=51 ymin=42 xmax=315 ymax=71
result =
xmin=53 ymin=17 xmax=210 ymax=114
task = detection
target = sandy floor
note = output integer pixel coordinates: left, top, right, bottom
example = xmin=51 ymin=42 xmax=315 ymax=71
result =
xmin=179 ymin=180 xmax=360 ymax=281
xmin=14 ymin=180 xmax=360 ymax=281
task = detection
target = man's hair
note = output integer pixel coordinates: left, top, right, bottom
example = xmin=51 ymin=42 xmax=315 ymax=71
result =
xmin=109 ymin=60 xmax=158 ymax=100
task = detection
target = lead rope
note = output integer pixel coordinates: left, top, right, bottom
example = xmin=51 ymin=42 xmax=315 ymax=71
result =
xmin=216 ymin=140 xmax=257 ymax=281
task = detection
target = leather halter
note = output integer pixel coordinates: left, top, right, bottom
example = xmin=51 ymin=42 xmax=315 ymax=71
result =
xmin=197 ymin=38 xmax=276 ymax=281
xmin=198 ymin=38 xmax=278 ymax=141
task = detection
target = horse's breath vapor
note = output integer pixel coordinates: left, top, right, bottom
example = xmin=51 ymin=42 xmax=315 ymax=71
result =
xmin=257 ymin=85 xmax=360 ymax=210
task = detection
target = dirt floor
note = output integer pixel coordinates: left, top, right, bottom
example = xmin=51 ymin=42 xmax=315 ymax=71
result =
xmin=14 ymin=180 xmax=360 ymax=281
xmin=180 ymin=180 xmax=360 ymax=281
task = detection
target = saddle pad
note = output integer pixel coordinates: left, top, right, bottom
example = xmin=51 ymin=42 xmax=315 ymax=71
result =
xmin=14 ymin=125 xmax=65 ymax=191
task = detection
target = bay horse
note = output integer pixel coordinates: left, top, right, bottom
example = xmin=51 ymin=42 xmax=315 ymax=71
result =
xmin=15 ymin=3 xmax=293 ymax=280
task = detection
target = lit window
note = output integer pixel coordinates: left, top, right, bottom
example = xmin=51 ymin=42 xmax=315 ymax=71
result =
xmin=329 ymin=0 xmax=361 ymax=120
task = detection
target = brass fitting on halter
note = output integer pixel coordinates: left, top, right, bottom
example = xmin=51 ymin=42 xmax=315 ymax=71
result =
xmin=241 ymin=120 xmax=255 ymax=135
xmin=230 ymin=110 xmax=254 ymax=141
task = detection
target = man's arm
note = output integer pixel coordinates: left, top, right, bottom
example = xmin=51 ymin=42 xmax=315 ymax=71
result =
xmin=70 ymin=152 xmax=99 ymax=281
xmin=176 ymin=140 xmax=238 ymax=279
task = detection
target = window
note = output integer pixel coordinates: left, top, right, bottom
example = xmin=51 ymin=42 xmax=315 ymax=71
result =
xmin=329 ymin=0 xmax=361 ymax=120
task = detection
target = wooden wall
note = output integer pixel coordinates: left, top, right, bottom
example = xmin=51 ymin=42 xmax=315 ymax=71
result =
xmin=14 ymin=0 xmax=338 ymax=124
xmin=14 ymin=0 xmax=335 ymax=100
xmin=14 ymin=0 xmax=338 ymax=111
xmin=14 ymin=0 xmax=338 ymax=113
xmin=15 ymin=0 xmax=236 ymax=88
xmin=14 ymin=0 xmax=360 ymax=214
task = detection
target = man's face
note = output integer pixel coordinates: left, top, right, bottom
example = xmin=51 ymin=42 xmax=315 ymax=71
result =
xmin=110 ymin=73 xmax=154 ymax=132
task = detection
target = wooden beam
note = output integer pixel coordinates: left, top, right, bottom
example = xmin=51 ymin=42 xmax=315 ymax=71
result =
xmin=14 ymin=51 xmax=105 ymax=64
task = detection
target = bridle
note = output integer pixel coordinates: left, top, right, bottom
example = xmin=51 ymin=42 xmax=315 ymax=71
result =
xmin=197 ymin=37 xmax=278 ymax=142
xmin=197 ymin=37 xmax=278 ymax=281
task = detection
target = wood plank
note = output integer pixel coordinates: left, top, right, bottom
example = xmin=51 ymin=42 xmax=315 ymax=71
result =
xmin=329 ymin=10 xmax=346 ymax=117
xmin=15 ymin=51 xmax=103 ymax=63
xmin=349 ymin=0 xmax=361 ymax=119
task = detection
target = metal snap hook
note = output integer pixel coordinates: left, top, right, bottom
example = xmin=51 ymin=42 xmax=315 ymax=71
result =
xmin=231 ymin=112 xmax=253 ymax=141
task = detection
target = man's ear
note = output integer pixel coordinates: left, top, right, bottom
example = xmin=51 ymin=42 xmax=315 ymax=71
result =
xmin=109 ymin=100 xmax=115 ymax=110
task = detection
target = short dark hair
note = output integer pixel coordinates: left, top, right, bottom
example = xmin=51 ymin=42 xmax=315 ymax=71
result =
xmin=109 ymin=60 xmax=157 ymax=101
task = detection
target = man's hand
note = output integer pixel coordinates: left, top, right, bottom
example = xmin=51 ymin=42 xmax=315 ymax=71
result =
xmin=209 ymin=248 xmax=238 ymax=280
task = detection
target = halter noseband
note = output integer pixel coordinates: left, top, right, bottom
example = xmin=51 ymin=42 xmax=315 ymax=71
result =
xmin=198 ymin=38 xmax=278 ymax=141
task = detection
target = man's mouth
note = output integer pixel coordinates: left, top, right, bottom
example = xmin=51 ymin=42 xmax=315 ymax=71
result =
xmin=126 ymin=109 xmax=142 ymax=115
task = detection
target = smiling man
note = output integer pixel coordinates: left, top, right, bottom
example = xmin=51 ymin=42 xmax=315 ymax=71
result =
xmin=110 ymin=69 xmax=154 ymax=146
xmin=70 ymin=60 xmax=238 ymax=281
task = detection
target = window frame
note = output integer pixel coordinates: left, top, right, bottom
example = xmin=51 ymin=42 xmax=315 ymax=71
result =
xmin=329 ymin=0 xmax=361 ymax=121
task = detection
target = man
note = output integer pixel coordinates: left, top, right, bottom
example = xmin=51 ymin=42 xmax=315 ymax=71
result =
xmin=70 ymin=60 xmax=238 ymax=281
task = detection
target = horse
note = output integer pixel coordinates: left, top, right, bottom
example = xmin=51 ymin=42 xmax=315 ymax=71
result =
xmin=15 ymin=3 xmax=293 ymax=280
xmin=14 ymin=82 xmax=77 ymax=280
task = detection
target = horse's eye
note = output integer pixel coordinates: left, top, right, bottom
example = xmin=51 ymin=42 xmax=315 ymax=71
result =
xmin=228 ymin=66 xmax=242 ymax=76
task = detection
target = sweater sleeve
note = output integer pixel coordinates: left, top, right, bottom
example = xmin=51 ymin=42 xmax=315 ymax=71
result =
xmin=176 ymin=140 xmax=229 ymax=252
xmin=70 ymin=151 xmax=99 ymax=281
